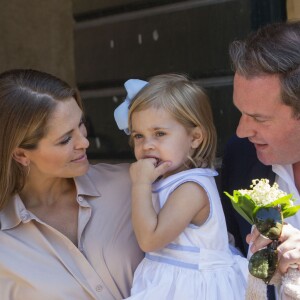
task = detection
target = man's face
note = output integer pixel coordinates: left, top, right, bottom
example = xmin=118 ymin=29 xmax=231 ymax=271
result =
xmin=233 ymin=73 xmax=300 ymax=165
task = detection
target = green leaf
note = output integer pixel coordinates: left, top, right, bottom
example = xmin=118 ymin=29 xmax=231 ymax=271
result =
xmin=262 ymin=195 xmax=300 ymax=218
xmin=224 ymin=191 xmax=256 ymax=224
xmin=224 ymin=191 xmax=236 ymax=202
xmin=282 ymin=205 xmax=300 ymax=218
xmin=264 ymin=195 xmax=293 ymax=208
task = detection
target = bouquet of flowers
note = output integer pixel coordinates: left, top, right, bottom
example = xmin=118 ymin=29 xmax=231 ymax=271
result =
xmin=225 ymin=179 xmax=300 ymax=299
xmin=224 ymin=178 xmax=300 ymax=225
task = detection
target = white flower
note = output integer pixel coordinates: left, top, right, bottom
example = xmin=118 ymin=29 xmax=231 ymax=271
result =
xmin=239 ymin=179 xmax=288 ymax=206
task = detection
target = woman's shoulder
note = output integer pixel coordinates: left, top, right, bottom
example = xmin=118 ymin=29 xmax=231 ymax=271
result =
xmin=85 ymin=162 xmax=131 ymax=185
xmin=76 ymin=163 xmax=131 ymax=195
xmin=88 ymin=162 xmax=130 ymax=176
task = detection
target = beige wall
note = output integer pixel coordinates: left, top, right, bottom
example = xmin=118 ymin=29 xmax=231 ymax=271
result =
xmin=287 ymin=0 xmax=300 ymax=20
xmin=0 ymin=0 xmax=75 ymax=85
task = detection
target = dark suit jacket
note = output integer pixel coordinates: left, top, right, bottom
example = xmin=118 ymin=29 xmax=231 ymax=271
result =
xmin=220 ymin=135 xmax=275 ymax=256
xmin=220 ymin=135 xmax=276 ymax=299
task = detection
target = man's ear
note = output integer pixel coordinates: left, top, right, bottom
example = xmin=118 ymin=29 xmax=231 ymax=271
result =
xmin=191 ymin=127 xmax=203 ymax=149
xmin=12 ymin=148 xmax=30 ymax=166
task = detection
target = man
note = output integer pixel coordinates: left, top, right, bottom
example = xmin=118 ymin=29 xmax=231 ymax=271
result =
xmin=221 ymin=20 xmax=300 ymax=299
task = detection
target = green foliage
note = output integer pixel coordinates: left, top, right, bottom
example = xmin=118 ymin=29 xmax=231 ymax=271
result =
xmin=224 ymin=190 xmax=300 ymax=225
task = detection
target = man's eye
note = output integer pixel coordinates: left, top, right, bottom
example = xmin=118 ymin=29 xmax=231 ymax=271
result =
xmin=253 ymin=117 xmax=267 ymax=123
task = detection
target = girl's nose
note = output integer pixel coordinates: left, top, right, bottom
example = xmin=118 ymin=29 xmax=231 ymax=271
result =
xmin=142 ymin=137 xmax=155 ymax=150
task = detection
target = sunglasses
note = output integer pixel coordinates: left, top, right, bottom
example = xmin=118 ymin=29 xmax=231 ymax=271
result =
xmin=248 ymin=206 xmax=283 ymax=284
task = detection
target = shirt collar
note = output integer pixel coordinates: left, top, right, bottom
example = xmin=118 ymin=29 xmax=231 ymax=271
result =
xmin=0 ymin=194 xmax=26 ymax=230
xmin=272 ymin=164 xmax=300 ymax=204
xmin=74 ymin=170 xmax=101 ymax=198
xmin=272 ymin=164 xmax=293 ymax=182
xmin=0 ymin=170 xmax=101 ymax=230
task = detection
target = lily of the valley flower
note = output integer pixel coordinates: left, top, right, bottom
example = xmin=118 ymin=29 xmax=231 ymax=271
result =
xmin=224 ymin=179 xmax=300 ymax=225
xmin=239 ymin=179 xmax=288 ymax=206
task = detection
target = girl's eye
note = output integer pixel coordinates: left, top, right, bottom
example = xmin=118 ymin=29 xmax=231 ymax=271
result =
xmin=156 ymin=131 xmax=165 ymax=137
xmin=60 ymin=136 xmax=72 ymax=145
xmin=133 ymin=133 xmax=143 ymax=140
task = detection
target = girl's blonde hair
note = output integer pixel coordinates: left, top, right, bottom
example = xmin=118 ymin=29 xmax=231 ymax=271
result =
xmin=128 ymin=73 xmax=216 ymax=168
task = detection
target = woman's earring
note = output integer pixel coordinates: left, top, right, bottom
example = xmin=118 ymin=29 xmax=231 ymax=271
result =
xmin=25 ymin=162 xmax=30 ymax=177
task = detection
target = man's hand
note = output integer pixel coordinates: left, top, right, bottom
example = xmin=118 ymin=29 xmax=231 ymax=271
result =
xmin=247 ymin=224 xmax=300 ymax=273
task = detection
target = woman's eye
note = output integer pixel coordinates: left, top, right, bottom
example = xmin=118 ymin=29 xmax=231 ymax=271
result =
xmin=79 ymin=118 xmax=85 ymax=127
xmin=60 ymin=136 xmax=72 ymax=145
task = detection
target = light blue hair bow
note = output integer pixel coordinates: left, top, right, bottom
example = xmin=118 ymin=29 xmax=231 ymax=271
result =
xmin=114 ymin=79 xmax=148 ymax=135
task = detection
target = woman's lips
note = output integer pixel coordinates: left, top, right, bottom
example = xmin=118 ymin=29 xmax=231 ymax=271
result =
xmin=72 ymin=154 xmax=87 ymax=162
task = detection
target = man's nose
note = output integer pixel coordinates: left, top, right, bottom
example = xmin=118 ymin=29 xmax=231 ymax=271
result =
xmin=236 ymin=115 xmax=256 ymax=138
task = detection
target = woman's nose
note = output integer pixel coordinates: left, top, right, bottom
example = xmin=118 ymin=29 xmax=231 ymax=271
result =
xmin=75 ymin=126 xmax=90 ymax=149
xmin=81 ymin=135 xmax=90 ymax=149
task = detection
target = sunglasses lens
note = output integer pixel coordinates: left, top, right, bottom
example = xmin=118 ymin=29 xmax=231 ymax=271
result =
xmin=250 ymin=207 xmax=282 ymax=283
xmin=248 ymin=247 xmax=278 ymax=284
xmin=254 ymin=207 xmax=283 ymax=240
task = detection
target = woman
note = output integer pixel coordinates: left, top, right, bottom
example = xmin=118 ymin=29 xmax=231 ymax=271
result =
xmin=0 ymin=69 xmax=143 ymax=300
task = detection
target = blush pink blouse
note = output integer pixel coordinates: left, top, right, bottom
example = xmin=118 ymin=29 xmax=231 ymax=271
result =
xmin=0 ymin=163 xmax=143 ymax=300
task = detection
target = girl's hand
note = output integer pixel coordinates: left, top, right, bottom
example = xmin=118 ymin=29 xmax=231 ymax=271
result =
xmin=130 ymin=158 xmax=171 ymax=185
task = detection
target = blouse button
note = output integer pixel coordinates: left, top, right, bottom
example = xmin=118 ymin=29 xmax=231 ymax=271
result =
xmin=20 ymin=211 xmax=30 ymax=221
xmin=95 ymin=284 xmax=103 ymax=292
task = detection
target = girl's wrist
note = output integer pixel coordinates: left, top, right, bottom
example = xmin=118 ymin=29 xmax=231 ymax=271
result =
xmin=131 ymin=181 xmax=152 ymax=187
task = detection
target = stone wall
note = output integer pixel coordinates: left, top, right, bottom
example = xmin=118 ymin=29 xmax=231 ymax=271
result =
xmin=0 ymin=0 xmax=75 ymax=85
xmin=287 ymin=0 xmax=300 ymax=20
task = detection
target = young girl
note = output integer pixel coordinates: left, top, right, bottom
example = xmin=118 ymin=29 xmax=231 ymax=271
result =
xmin=114 ymin=74 xmax=248 ymax=299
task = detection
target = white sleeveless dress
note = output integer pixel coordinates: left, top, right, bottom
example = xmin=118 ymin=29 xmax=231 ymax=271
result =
xmin=126 ymin=168 xmax=248 ymax=300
